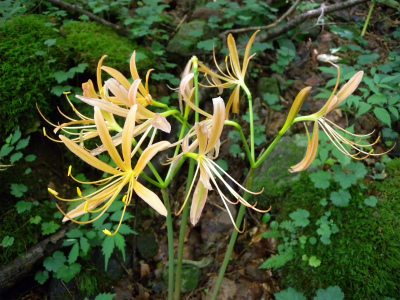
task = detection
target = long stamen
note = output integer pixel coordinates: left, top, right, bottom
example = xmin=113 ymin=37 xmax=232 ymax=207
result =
xmin=176 ymin=164 xmax=200 ymax=216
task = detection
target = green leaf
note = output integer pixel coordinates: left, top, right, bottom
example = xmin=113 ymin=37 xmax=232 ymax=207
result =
xmin=10 ymin=152 xmax=23 ymax=164
xmin=189 ymin=29 xmax=203 ymax=37
xmin=30 ymin=215 xmax=42 ymax=224
xmin=94 ymin=293 xmax=117 ymax=300
xmin=2 ymin=235 xmax=15 ymax=247
xmin=262 ymin=213 xmax=271 ymax=224
xmin=263 ymin=93 xmax=280 ymax=106
xmin=357 ymin=54 xmax=380 ymax=65
xmin=259 ymin=249 xmax=294 ymax=270
xmin=16 ymin=136 xmax=30 ymax=150
xmin=25 ymin=154 xmax=37 ymax=162
xmin=35 ymin=270 xmax=49 ymax=284
xmin=364 ymin=196 xmax=378 ymax=207
xmin=356 ymin=102 xmax=372 ymax=117
xmin=309 ymin=170 xmax=331 ymax=189
xmin=70 ymin=63 xmax=88 ymax=74
xmin=330 ymin=189 xmax=351 ymax=207
xmin=216 ymin=159 xmax=229 ymax=173
xmin=44 ymin=38 xmax=57 ymax=47
xmin=102 ymin=236 xmax=115 ymax=271
xmin=51 ymin=85 xmax=72 ymax=96
xmin=114 ymin=233 xmax=126 ymax=261
xmin=347 ymin=161 xmax=367 ymax=179
xmin=43 ymin=251 xmax=66 ymax=272
xmin=10 ymin=128 xmax=22 ymax=145
xmin=0 ymin=144 xmax=14 ymax=157
xmin=68 ymin=242 xmax=80 ymax=264
xmin=367 ymin=93 xmax=387 ymax=107
xmin=66 ymin=229 xmax=84 ymax=239
xmin=55 ymin=263 xmax=81 ymax=282
xmin=53 ymin=71 xmax=74 ymax=84
xmin=289 ymin=209 xmax=310 ymax=227
xmin=374 ymin=107 xmax=391 ymax=127
xmin=197 ymin=38 xmax=218 ymax=51
xmin=261 ymin=230 xmax=282 ymax=239
xmin=280 ymin=220 xmax=296 ymax=233
xmin=313 ymin=286 xmax=344 ymax=300
xmin=309 ymin=237 xmax=317 ymax=245
xmin=333 ymin=168 xmax=357 ymax=189
xmin=80 ymin=237 xmax=90 ymax=254
xmin=275 ymin=287 xmax=307 ymax=300
xmin=35 ymin=50 xmax=46 ymax=56
xmin=229 ymin=144 xmax=242 ymax=158
xmin=12 ymin=185 xmax=28 ymax=199
xmin=42 ymin=221 xmax=61 ymax=235
xmin=308 ymin=255 xmax=321 ymax=267
xmin=117 ymin=224 xmax=137 ymax=235
xmin=25 ymin=168 xmax=32 ymax=175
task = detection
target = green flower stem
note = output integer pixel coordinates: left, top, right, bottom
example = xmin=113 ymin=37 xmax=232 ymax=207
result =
xmin=174 ymin=159 xmax=196 ymax=300
xmin=243 ymin=85 xmax=255 ymax=162
xmin=361 ymin=0 xmax=375 ymax=37
xmin=211 ymin=167 xmax=256 ymax=300
xmin=151 ymin=99 xmax=169 ymax=109
xmin=161 ymin=109 xmax=188 ymax=127
xmin=254 ymin=129 xmax=286 ymax=169
xmin=225 ymin=120 xmax=254 ymax=167
xmin=140 ymin=172 xmax=163 ymax=188
xmin=161 ymin=188 xmax=175 ymax=300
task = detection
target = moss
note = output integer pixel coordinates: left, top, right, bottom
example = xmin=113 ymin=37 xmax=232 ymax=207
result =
xmin=0 ymin=14 xmax=69 ymax=137
xmin=61 ymin=21 xmax=155 ymax=75
xmin=275 ymin=164 xmax=400 ymax=300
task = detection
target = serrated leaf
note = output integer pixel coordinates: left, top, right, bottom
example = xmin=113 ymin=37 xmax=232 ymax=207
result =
xmin=330 ymin=189 xmax=351 ymax=207
xmin=43 ymin=251 xmax=66 ymax=272
xmin=94 ymin=293 xmax=117 ymax=300
xmin=347 ymin=161 xmax=367 ymax=179
xmin=275 ymin=287 xmax=307 ymax=300
xmin=30 ymin=215 xmax=42 ymax=224
xmin=66 ymin=229 xmax=84 ymax=239
xmin=356 ymin=102 xmax=372 ymax=117
xmin=42 ymin=221 xmax=60 ymax=235
xmin=51 ymin=85 xmax=72 ymax=96
xmin=0 ymin=144 xmax=14 ymax=157
xmin=114 ymin=233 xmax=126 ymax=261
xmin=2 ymin=236 xmax=15 ymax=247
xmin=197 ymin=38 xmax=217 ymax=51
xmin=12 ymin=185 xmax=28 ymax=199
xmin=53 ymin=71 xmax=73 ymax=84
xmin=35 ymin=270 xmax=49 ymax=284
xmin=309 ymin=255 xmax=321 ymax=267
xmin=309 ymin=170 xmax=331 ymax=189
xmin=80 ymin=237 xmax=90 ymax=254
xmin=333 ymin=169 xmax=357 ymax=189
xmin=10 ymin=152 xmax=23 ymax=164
xmin=16 ymin=136 xmax=30 ymax=150
xmin=117 ymin=223 xmax=137 ymax=235
xmin=313 ymin=286 xmax=344 ymax=300
xmin=10 ymin=128 xmax=22 ymax=145
xmin=102 ymin=235 xmax=115 ymax=271
xmin=68 ymin=242 xmax=80 ymax=264
xmin=25 ymin=154 xmax=37 ymax=162
xmin=374 ymin=107 xmax=391 ymax=127
xmin=55 ymin=263 xmax=81 ymax=282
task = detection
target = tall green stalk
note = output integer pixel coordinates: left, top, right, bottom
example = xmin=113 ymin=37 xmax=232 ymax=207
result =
xmin=361 ymin=0 xmax=375 ymax=37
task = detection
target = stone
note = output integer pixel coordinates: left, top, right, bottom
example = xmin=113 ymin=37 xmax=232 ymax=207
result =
xmin=166 ymin=20 xmax=207 ymax=55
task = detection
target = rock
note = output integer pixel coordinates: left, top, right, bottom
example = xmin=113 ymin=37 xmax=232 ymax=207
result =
xmin=257 ymin=78 xmax=280 ymax=99
xmin=162 ymin=264 xmax=202 ymax=293
xmin=251 ymin=136 xmax=306 ymax=206
xmin=137 ymin=232 xmax=159 ymax=260
xmin=167 ymin=20 xmax=208 ymax=55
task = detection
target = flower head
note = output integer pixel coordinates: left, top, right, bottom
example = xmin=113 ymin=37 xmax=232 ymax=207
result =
xmin=198 ymin=31 xmax=259 ymax=116
xmin=290 ymin=63 xmax=391 ymax=172
xmin=49 ymin=105 xmax=170 ymax=235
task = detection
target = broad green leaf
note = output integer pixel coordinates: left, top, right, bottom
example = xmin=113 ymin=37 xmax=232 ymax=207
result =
xmin=374 ymin=107 xmax=391 ymax=127
xmin=364 ymin=196 xmax=378 ymax=207
xmin=309 ymin=237 xmax=317 ymax=245
xmin=25 ymin=168 xmax=32 ymax=175
xmin=66 ymin=228 xmax=84 ymax=239
xmin=356 ymin=102 xmax=372 ymax=117
xmin=80 ymin=237 xmax=90 ymax=254
xmin=25 ymin=154 xmax=37 ymax=162
xmin=30 ymin=215 xmax=42 ymax=224
xmin=309 ymin=255 xmax=321 ymax=267
xmin=262 ymin=213 xmax=271 ymax=224
xmin=313 ymin=286 xmax=344 ymax=300
xmin=102 ymin=235 xmax=115 ymax=271
xmin=0 ymin=144 xmax=14 ymax=157
xmin=68 ymin=242 xmax=80 ymax=264
xmin=10 ymin=152 xmax=23 ymax=164
xmin=330 ymin=189 xmax=351 ymax=207
xmin=2 ymin=236 xmax=15 ymax=247
xmin=10 ymin=128 xmax=22 ymax=145
xmin=333 ymin=169 xmax=357 ymax=189
xmin=12 ymin=185 xmax=28 ymax=199
xmin=289 ymin=209 xmax=310 ymax=227
xmin=309 ymin=170 xmax=331 ymax=189
xmin=43 ymin=251 xmax=66 ymax=272
xmin=358 ymin=54 xmax=380 ymax=65
xmin=94 ymin=293 xmax=117 ymax=300
xmin=44 ymin=38 xmax=57 ymax=47
xmin=275 ymin=287 xmax=307 ymax=300
xmin=55 ymin=263 xmax=81 ymax=282
xmin=261 ymin=230 xmax=282 ymax=239
xmin=16 ymin=136 xmax=30 ymax=150
xmin=35 ymin=270 xmax=49 ymax=284
xmin=42 ymin=221 xmax=61 ymax=235
xmin=367 ymin=93 xmax=387 ymax=107
xmin=347 ymin=162 xmax=367 ymax=179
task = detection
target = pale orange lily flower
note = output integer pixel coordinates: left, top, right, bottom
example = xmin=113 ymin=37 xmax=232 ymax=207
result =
xmin=198 ymin=31 xmax=259 ymax=116
xmin=174 ymin=97 xmax=267 ymax=231
xmin=290 ymin=63 xmax=390 ymax=172
xmin=48 ymin=105 xmax=170 ymax=235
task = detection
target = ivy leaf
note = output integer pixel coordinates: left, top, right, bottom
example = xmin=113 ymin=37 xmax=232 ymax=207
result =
xmin=309 ymin=170 xmax=331 ymax=189
xmin=42 ymin=221 xmax=61 ymax=235
xmin=308 ymin=255 xmax=321 ymax=267
xmin=35 ymin=270 xmax=49 ymax=284
xmin=330 ymin=189 xmax=351 ymax=207
xmin=289 ymin=209 xmax=310 ymax=227
xmin=43 ymin=251 xmax=66 ymax=272
xmin=364 ymin=196 xmax=378 ymax=207
xmin=68 ymin=242 xmax=80 ymax=264
xmin=275 ymin=287 xmax=307 ymax=300
xmin=12 ymin=185 xmax=28 ymax=199
xmin=10 ymin=152 xmax=23 ymax=164
xmin=16 ymin=136 xmax=30 ymax=150
xmin=313 ymin=286 xmax=344 ymax=300
xmin=55 ymin=263 xmax=81 ymax=282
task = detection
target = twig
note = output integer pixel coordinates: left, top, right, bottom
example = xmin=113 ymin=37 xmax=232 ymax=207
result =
xmin=219 ymin=0 xmax=301 ymax=39
xmin=256 ymin=0 xmax=369 ymax=43
xmin=44 ymin=0 xmax=128 ymax=36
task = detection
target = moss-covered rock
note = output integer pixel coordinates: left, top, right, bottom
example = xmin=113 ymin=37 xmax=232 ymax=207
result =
xmin=61 ymin=21 xmax=154 ymax=74
xmin=276 ymin=159 xmax=400 ymax=300
xmin=0 ymin=14 xmax=69 ymax=137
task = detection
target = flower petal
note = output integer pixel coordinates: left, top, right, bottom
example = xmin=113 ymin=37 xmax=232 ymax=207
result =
xmin=122 ymin=105 xmax=138 ymax=167
xmin=334 ymin=71 xmax=364 ymax=109
xmin=133 ymin=181 xmax=167 ymax=216
xmin=205 ymin=97 xmax=225 ymax=153
xmin=133 ymin=141 xmax=171 ymax=175
xmin=241 ymin=30 xmax=259 ymax=78
xmin=190 ymin=180 xmax=209 ymax=225
xmin=101 ymin=65 xmax=131 ymax=90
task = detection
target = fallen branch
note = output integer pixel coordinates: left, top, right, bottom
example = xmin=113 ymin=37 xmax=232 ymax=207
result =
xmin=44 ymin=0 xmax=128 ymax=35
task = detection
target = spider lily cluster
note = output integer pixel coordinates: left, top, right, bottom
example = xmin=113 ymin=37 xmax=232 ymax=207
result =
xmin=41 ymin=34 xmax=388 ymax=238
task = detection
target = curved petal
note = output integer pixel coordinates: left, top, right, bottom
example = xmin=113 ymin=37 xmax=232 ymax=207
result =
xmin=96 ymin=55 xmax=107 ymax=92
xmin=241 ymin=30 xmax=259 ymax=78
xmin=101 ymin=65 xmax=131 ymax=90
xmin=205 ymin=97 xmax=225 ymax=153
xmin=133 ymin=181 xmax=167 ymax=216
xmin=334 ymin=71 xmax=364 ymax=109
xmin=122 ymin=105 xmax=138 ymax=167
xmin=190 ymin=180 xmax=209 ymax=225
xmin=76 ymin=95 xmax=129 ymax=117
xmin=133 ymin=141 xmax=171 ymax=175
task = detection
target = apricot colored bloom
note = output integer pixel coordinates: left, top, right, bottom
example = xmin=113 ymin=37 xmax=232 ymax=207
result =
xmin=48 ymin=105 xmax=170 ymax=235
xmin=174 ymin=97 xmax=266 ymax=231
xmin=290 ymin=63 xmax=388 ymax=172
xmin=198 ymin=31 xmax=259 ymax=116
